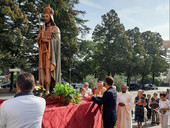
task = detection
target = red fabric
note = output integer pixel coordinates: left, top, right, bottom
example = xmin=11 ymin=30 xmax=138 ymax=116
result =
xmin=92 ymin=88 xmax=96 ymax=95
xmin=0 ymin=99 xmax=5 ymax=105
xmin=43 ymin=98 xmax=102 ymax=128
xmin=0 ymin=98 xmax=102 ymax=128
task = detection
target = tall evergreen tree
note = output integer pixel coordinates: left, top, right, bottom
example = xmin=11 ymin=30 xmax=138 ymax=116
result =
xmin=141 ymin=31 xmax=168 ymax=84
xmin=0 ymin=0 xmax=31 ymax=91
xmin=125 ymin=27 xmax=145 ymax=86
xmin=92 ymin=9 xmax=133 ymax=78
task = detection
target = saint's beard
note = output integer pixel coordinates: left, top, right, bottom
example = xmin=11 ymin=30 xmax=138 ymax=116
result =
xmin=45 ymin=20 xmax=51 ymax=26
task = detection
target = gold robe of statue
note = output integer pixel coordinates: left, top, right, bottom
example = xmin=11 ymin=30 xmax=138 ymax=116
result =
xmin=37 ymin=5 xmax=61 ymax=95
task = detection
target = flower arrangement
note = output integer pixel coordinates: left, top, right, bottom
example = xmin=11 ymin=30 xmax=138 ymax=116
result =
xmin=33 ymin=84 xmax=46 ymax=96
xmin=51 ymin=82 xmax=81 ymax=104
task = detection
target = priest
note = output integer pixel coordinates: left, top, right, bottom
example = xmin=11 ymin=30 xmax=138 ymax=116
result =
xmin=116 ymin=85 xmax=133 ymax=128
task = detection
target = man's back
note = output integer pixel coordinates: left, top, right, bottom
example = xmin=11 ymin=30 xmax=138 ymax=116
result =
xmin=92 ymin=87 xmax=117 ymax=122
xmin=103 ymin=87 xmax=117 ymax=122
xmin=0 ymin=95 xmax=46 ymax=128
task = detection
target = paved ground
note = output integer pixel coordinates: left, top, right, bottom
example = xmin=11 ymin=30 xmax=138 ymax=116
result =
xmin=0 ymin=88 xmax=16 ymax=99
xmin=0 ymin=87 xmax=169 ymax=127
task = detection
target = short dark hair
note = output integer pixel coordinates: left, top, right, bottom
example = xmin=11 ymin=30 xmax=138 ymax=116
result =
xmin=143 ymin=94 xmax=146 ymax=97
xmin=160 ymin=93 xmax=166 ymax=97
xmin=17 ymin=72 xmax=35 ymax=92
xmin=105 ymin=76 xmax=114 ymax=86
xmin=80 ymin=88 xmax=85 ymax=93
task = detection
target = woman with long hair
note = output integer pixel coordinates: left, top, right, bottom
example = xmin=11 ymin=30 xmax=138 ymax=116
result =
xmin=134 ymin=90 xmax=147 ymax=128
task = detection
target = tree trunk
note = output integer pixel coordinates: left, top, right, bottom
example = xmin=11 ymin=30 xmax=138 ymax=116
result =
xmin=152 ymin=73 xmax=155 ymax=84
xmin=9 ymin=65 xmax=14 ymax=92
xmin=127 ymin=75 xmax=130 ymax=86
xmin=142 ymin=75 xmax=144 ymax=85
xmin=107 ymin=71 xmax=111 ymax=76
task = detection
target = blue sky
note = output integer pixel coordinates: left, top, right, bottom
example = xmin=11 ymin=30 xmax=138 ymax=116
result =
xmin=75 ymin=0 xmax=169 ymax=40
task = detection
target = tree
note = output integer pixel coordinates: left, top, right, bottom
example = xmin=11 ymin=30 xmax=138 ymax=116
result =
xmin=84 ymin=74 xmax=98 ymax=89
xmin=141 ymin=31 xmax=168 ymax=84
xmin=114 ymin=74 xmax=125 ymax=91
xmin=125 ymin=27 xmax=145 ymax=86
xmin=0 ymin=0 xmax=31 ymax=91
xmin=71 ymin=40 xmax=96 ymax=82
xmin=92 ymin=9 xmax=133 ymax=78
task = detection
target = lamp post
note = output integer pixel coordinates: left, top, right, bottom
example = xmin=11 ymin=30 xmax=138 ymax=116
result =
xmin=69 ymin=68 xmax=75 ymax=85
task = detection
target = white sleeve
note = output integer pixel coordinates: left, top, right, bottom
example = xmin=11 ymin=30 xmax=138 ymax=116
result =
xmin=0 ymin=103 xmax=7 ymax=128
xmin=90 ymin=89 xmax=92 ymax=94
xmin=125 ymin=94 xmax=134 ymax=113
xmin=117 ymin=93 xmax=120 ymax=104
xmin=168 ymin=100 xmax=170 ymax=109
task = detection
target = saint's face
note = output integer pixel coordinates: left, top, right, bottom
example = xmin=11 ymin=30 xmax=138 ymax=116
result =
xmin=44 ymin=14 xmax=51 ymax=24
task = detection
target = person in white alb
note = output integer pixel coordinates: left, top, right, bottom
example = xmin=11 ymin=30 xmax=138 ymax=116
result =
xmin=84 ymin=82 xmax=92 ymax=96
xmin=158 ymin=92 xmax=170 ymax=128
xmin=0 ymin=72 xmax=46 ymax=128
xmin=116 ymin=85 xmax=133 ymax=128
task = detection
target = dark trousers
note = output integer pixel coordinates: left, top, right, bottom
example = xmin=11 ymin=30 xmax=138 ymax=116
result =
xmin=103 ymin=121 xmax=115 ymax=128
xmin=151 ymin=108 xmax=159 ymax=124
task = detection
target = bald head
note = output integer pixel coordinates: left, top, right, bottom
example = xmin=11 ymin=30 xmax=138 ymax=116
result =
xmin=121 ymin=85 xmax=127 ymax=93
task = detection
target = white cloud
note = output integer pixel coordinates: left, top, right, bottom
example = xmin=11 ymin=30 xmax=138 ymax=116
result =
xmin=80 ymin=0 xmax=103 ymax=9
xmin=117 ymin=6 xmax=146 ymax=26
xmin=117 ymin=6 xmax=147 ymax=15
xmin=117 ymin=5 xmax=169 ymax=40
xmin=155 ymin=4 xmax=169 ymax=15
xmin=144 ymin=23 xmax=169 ymax=40
xmin=78 ymin=33 xmax=92 ymax=40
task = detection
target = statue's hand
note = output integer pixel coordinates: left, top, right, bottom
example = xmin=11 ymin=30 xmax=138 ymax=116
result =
xmin=42 ymin=38 xmax=50 ymax=42
xmin=37 ymin=32 xmax=42 ymax=46
xmin=37 ymin=32 xmax=41 ymax=42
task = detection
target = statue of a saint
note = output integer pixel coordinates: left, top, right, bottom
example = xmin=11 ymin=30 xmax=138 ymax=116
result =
xmin=37 ymin=4 xmax=61 ymax=95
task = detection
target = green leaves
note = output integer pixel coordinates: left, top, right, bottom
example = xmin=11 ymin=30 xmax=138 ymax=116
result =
xmin=52 ymin=82 xmax=81 ymax=104
xmin=92 ymin=9 xmax=133 ymax=77
xmin=74 ymin=9 xmax=168 ymax=85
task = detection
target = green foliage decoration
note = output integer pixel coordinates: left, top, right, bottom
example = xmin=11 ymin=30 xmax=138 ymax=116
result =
xmin=52 ymin=82 xmax=81 ymax=104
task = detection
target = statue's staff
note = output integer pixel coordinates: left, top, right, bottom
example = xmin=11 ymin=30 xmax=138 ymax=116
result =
xmin=38 ymin=3 xmax=44 ymax=87
xmin=38 ymin=3 xmax=41 ymax=32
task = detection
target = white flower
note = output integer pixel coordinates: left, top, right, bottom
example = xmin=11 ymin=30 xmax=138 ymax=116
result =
xmin=35 ymin=86 xmax=39 ymax=90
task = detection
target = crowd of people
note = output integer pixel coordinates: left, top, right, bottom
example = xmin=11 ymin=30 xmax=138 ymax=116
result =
xmin=134 ymin=90 xmax=170 ymax=128
xmin=80 ymin=78 xmax=170 ymax=128
xmin=0 ymin=72 xmax=169 ymax=128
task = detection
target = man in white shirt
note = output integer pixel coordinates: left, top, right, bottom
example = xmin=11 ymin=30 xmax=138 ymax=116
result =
xmin=116 ymin=85 xmax=133 ymax=128
xmin=84 ymin=82 xmax=92 ymax=96
xmin=0 ymin=72 xmax=46 ymax=128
